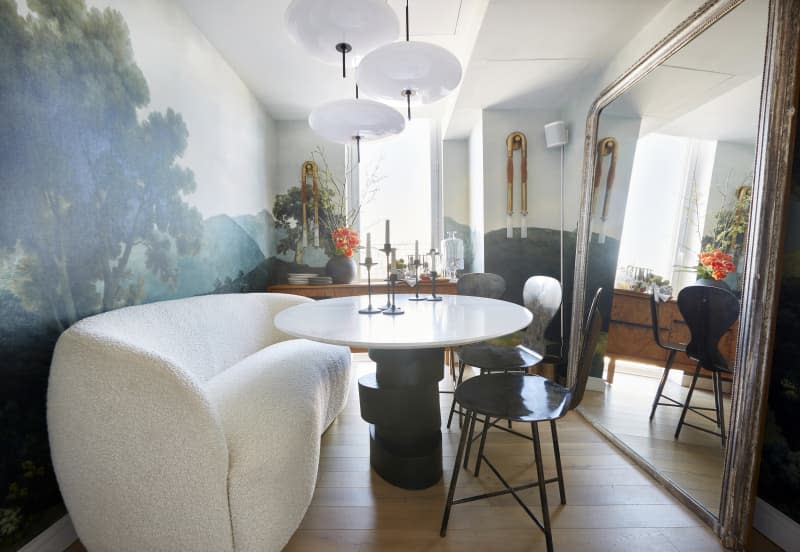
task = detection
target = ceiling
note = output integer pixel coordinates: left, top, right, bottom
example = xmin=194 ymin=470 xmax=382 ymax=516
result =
xmin=176 ymin=0 xmax=764 ymax=143
xmin=603 ymin=0 xmax=768 ymax=143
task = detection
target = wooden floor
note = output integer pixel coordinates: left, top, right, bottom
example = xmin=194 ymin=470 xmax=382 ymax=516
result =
xmin=67 ymin=354 xmax=725 ymax=551
xmin=284 ymin=354 xmax=723 ymax=551
xmin=580 ymin=362 xmax=729 ymax=516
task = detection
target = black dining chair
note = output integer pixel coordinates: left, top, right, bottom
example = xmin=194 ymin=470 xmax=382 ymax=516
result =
xmin=444 ymin=273 xmax=507 ymax=427
xmin=440 ymin=288 xmax=603 ymax=552
xmin=446 ymin=275 xmax=562 ymax=434
xmin=648 ymin=292 xmax=688 ymax=420
xmin=674 ymin=282 xmax=740 ymax=446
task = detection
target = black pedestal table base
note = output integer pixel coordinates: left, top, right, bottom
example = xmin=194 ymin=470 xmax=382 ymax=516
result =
xmin=358 ymin=348 xmax=444 ymax=489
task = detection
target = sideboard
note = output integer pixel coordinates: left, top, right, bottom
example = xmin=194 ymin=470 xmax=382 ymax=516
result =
xmin=605 ymin=289 xmax=738 ymax=384
xmin=267 ymin=280 xmax=458 ymax=300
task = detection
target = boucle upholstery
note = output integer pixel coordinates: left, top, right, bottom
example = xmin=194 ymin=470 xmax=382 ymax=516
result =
xmin=47 ymin=293 xmax=351 ymax=552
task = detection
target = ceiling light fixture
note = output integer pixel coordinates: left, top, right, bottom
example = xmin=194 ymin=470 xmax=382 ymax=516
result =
xmin=308 ymin=85 xmax=405 ymax=162
xmin=285 ymin=0 xmax=400 ymax=78
xmin=357 ymin=0 xmax=462 ymax=119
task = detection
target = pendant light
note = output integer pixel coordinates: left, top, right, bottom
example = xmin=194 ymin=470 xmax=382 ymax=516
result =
xmin=285 ymin=0 xmax=400 ymax=78
xmin=309 ymin=85 xmax=405 ymax=162
xmin=357 ymin=0 xmax=462 ymax=119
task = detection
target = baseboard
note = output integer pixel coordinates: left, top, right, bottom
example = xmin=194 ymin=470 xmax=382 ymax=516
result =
xmin=19 ymin=515 xmax=77 ymax=552
xmin=754 ymin=498 xmax=800 ymax=552
xmin=586 ymin=375 xmax=605 ymax=392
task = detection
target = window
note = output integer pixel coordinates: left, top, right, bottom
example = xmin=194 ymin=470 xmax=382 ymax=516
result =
xmin=356 ymin=118 xmax=435 ymax=280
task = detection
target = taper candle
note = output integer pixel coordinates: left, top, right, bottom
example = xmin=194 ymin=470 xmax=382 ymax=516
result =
xmin=414 ymin=239 xmax=419 ymax=259
xmin=366 ymin=232 xmax=371 ymax=259
xmin=385 ymin=219 xmax=390 ymax=244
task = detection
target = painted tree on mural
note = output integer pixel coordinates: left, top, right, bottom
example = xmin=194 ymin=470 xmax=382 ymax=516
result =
xmin=0 ymin=0 xmax=202 ymax=331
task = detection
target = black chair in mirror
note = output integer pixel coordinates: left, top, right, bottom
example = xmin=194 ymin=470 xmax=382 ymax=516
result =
xmin=648 ymin=293 xmax=689 ymax=419
xmin=440 ymin=288 xmax=603 ymax=552
xmin=446 ymin=275 xmax=562 ymax=431
xmin=673 ymin=281 xmax=740 ymax=447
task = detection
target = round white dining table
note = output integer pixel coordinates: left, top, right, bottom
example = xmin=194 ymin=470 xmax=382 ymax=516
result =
xmin=274 ymin=293 xmax=533 ymax=489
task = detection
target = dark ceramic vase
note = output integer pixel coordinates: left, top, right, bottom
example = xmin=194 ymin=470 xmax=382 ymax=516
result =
xmin=326 ymin=255 xmax=356 ymax=284
xmin=694 ymin=277 xmax=731 ymax=291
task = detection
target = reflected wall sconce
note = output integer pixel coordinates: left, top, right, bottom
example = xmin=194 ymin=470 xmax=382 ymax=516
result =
xmin=591 ymin=136 xmax=618 ymax=244
xmin=357 ymin=1 xmax=462 ymax=119
xmin=285 ymin=0 xmax=399 ymax=78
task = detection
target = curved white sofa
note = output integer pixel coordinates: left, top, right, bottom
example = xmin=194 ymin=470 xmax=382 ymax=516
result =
xmin=47 ymin=293 xmax=351 ymax=552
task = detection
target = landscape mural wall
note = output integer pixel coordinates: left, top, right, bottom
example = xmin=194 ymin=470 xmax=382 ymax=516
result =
xmin=0 ymin=0 xmax=278 ymax=546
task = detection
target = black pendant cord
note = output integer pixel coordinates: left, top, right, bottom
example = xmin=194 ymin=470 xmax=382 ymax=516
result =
xmin=356 ymin=136 xmax=361 ymax=163
xmin=405 ymin=0 xmax=410 ymax=41
xmin=336 ymin=42 xmax=352 ymax=79
xmin=355 ymin=84 xmax=359 ymax=99
xmin=404 ymin=2 xmax=412 ymax=119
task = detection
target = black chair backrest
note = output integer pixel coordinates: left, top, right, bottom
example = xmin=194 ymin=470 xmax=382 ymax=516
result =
xmin=649 ymin=293 xmax=666 ymax=348
xmin=677 ymin=282 xmax=740 ymax=372
xmin=457 ymin=273 xmax=506 ymax=299
xmin=569 ymin=287 xmax=603 ymax=410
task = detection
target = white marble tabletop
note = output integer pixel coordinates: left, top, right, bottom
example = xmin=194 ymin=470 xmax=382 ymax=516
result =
xmin=274 ymin=294 xmax=533 ymax=350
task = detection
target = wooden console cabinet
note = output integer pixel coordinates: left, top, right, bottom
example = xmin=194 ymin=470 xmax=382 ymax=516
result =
xmin=605 ymin=289 xmax=738 ymax=383
xmin=267 ymin=280 xmax=458 ymax=300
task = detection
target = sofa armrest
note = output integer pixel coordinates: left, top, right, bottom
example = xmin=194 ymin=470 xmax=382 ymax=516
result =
xmin=47 ymin=328 xmax=234 ymax=552
xmin=205 ymin=339 xmax=351 ymax=552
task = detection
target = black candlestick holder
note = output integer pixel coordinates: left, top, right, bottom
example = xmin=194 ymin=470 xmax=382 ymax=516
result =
xmin=427 ymin=270 xmax=443 ymax=301
xmin=382 ymin=273 xmax=404 ymax=315
xmin=427 ymin=249 xmax=443 ymax=302
xmin=408 ymin=256 xmax=427 ymax=301
xmin=379 ymin=244 xmax=393 ymax=310
xmin=358 ymin=258 xmax=382 ymax=314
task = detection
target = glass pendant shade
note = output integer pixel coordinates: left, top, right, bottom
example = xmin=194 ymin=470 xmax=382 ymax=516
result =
xmin=285 ymin=0 xmax=399 ymax=68
xmin=308 ymin=98 xmax=405 ymax=143
xmin=357 ymin=41 xmax=463 ymax=104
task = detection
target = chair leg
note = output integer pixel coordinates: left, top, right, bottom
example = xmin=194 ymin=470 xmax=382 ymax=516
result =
xmin=675 ymin=362 xmax=702 ymax=440
xmin=446 ymin=360 xmax=466 ymax=430
xmin=531 ymin=422 xmax=554 ymax=552
xmin=463 ymin=410 xmax=478 ymax=470
xmin=440 ymin=409 xmax=472 ymax=537
xmin=550 ymin=420 xmax=566 ymax=505
xmin=474 ymin=416 xmax=491 ymax=477
xmin=649 ymin=350 xmax=676 ymax=420
xmin=715 ymin=372 xmax=727 ymax=448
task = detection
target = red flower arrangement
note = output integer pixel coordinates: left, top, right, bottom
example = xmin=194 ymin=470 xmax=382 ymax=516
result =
xmin=331 ymin=227 xmax=359 ymax=258
xmin=697 ymin=248 xmax=736 ymax=281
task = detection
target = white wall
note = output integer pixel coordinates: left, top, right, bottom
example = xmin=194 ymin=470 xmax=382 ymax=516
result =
xmin=469 ymin=118 xmax=485 ymax=272
xmin=443 ymin=140 xmax=470 ymax=226
xmin=274 ymin=120 xmax=346 ymax=205
xmin=480 ymin=108 xmax=564 ymax=233
xmin=703 ymin=140 xmax=756 ymax=236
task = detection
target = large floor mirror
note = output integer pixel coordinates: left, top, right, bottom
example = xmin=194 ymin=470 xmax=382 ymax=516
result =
xmin=568 ymin=0 xmax=800 ymax=549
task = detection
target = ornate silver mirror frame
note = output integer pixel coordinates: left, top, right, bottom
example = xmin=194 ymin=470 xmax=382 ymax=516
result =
xmin=567 ymin=0 xmax=800 ymax=549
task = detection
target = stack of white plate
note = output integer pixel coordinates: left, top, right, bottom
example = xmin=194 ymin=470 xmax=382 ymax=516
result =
xmin=309 ymin=276 xmax=333 ymax=285
xmin=287 ymin=273 xmax=317 ymax=285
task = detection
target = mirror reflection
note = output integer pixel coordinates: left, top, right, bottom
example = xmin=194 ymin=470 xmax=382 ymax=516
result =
xmin=578 ymin=0 xmax=767 ymax=517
